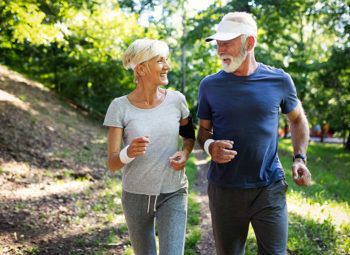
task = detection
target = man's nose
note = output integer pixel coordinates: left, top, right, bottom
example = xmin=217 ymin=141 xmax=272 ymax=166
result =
xmin=217 ymin=44 xmax=226 ymax=54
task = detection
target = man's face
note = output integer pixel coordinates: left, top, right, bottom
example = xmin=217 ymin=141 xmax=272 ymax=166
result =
xmin=216 ymin=36 xmax=248 ymax=73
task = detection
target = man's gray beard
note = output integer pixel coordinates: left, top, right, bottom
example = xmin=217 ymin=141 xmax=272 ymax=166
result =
xmin=221 ymin=47 xmax=248 ymax=73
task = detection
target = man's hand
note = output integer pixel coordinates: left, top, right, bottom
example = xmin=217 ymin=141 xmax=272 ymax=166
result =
xmin=209 ymin=140 xmax=237 ymax=164
xmin=292 ymin=160 xmax=312 ymax=186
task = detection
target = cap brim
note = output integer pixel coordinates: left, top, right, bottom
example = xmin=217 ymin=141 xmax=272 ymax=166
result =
xmin=205 ymin=32 xmax=242 ymax=42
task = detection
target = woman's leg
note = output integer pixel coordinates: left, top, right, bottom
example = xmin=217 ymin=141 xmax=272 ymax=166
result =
xmin=122 ymin=190 xmax=157 ymax=255
xmin=156 ymin=188 xmax=188 ymax=255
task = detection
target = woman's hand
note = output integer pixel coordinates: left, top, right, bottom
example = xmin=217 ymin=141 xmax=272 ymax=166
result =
xmin=169 ymin=151 xmax=189 ymax=170
xmin=127 ymin=136 xmax=150 ymax=158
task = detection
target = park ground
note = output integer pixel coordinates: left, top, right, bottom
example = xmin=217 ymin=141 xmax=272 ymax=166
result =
xmin=0 ymin=65 xmax=349 ymax=254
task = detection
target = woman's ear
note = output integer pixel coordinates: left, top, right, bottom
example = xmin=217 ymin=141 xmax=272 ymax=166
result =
xmin=135 ymin=64 xmax=146 ymax=76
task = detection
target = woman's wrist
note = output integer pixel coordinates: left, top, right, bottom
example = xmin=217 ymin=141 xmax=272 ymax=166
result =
xmin=119 ymin=145 xmax=135 ymax=164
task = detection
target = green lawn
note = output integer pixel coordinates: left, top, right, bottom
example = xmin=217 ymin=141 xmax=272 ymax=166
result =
xmin=246 ymin=139 xmax=350 ymax=254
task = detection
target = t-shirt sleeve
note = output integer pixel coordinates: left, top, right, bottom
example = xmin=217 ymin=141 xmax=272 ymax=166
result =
xmin=280 ymin=73 xmax=299 ymax=114
xmin=197 ymin=80 xmax=212 ymax=120
xmin=177 ymin=92 xmax=190 ymax=119
xmin=103 ymin=99 xmax=124 ymax=128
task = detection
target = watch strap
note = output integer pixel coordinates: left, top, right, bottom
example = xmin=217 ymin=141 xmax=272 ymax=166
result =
xmin=293 ymin=153 xmax=307 ymax=163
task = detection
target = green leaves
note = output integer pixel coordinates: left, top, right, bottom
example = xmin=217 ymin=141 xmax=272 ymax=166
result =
xmin=0 ymin=0 xmax=349 ymax=143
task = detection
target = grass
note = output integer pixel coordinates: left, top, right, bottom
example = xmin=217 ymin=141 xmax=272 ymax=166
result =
xmin=185 ymin=155 xmax=202 ymax=255
xmin=245 ymin=139 xmax=350 ymax=255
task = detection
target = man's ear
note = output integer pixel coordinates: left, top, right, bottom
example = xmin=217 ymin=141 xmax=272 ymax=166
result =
xmin=246 ymin=36 xmax=256 ymax=52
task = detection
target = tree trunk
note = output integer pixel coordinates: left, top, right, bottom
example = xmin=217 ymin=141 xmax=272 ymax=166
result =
xmin=345 ymin=131 xmax=350 ymax=151
xmin=180 ymin=3 xmax=186 ymax=94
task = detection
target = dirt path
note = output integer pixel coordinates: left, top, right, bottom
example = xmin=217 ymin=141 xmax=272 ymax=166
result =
xmin=193 ymin=145 xmax=216 ymax=255
xmin=0 ymin=65 xmax=129 ymax=255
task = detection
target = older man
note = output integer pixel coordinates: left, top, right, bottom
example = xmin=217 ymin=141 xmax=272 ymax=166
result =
xmin=197 ymin=12 xmax=311 ymax=255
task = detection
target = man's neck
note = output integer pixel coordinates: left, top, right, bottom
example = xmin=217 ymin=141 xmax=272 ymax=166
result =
xmin=233 ymin=54 xmax=258 ymax=76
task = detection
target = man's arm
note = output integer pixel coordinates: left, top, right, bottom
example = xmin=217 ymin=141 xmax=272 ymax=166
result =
xmin=197 ymin=119 xmax=213 ymax=149
xmin=286 ymin=102 xmax=311 ymax=186
xmin=197 ymin=119 xmax=236 ymax=163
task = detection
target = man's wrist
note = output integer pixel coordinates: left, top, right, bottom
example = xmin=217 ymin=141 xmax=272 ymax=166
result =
xmin=204 ymin=139 xmax=215 ymax=155
xmin=293 ymin=153 xmax=307 ymax=164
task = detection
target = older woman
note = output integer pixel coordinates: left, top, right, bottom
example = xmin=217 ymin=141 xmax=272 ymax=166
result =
xmin=103 ymin=38 xmax=195 ymax=255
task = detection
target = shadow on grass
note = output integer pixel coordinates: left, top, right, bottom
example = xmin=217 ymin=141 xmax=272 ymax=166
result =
xmin=287 ymin=212 xmax=347 ymax=255
xmin=0 ymin=176 xmax=128 ymax=254
xmin=243 ymin=211 xmax=346 ymax=255
xmin=278 ymin=139 xmax=350 ymax=205
xmin=33 ymin=227 xmax=129 ymax=255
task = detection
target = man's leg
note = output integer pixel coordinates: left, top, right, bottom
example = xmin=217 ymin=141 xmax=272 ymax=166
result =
xmin=208 ymin=182 xmax=250 ymax=255
xmin=251 ymin=180 xmax=288 ymax=255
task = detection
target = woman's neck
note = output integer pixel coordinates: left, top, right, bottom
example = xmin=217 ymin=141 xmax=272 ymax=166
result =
xmin=128 ymin=85 xmax=166 ymax=108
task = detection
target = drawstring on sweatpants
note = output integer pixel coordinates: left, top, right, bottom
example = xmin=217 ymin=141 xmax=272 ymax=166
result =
xmin=153 ymin=195 xmax=158 ymax=212
xmin=147 ymin=195 xmax=151 ymax=214
xmin=147 ymin=195 xmax=158 ymax=214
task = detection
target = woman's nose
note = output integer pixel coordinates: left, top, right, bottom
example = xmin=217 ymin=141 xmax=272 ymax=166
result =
xmin=164 ymin=61 xmax=170 ymax=70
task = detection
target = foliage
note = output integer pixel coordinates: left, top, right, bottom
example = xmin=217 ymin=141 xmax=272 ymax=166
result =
xmin=0 ymin=0 xmax=158 ymax=117
xmin=186 ymin=0 xmax=350 ymax=145
xmin=0 ymin=0 xmax=349 ymax=145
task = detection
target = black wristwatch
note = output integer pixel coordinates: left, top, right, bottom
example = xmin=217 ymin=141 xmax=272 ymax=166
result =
xmin=293 ymin=153 xmax=307 ymax=164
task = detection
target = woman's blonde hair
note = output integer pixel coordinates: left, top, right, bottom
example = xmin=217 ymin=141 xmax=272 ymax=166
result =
xmin=122 ymin=38 xmax=169 ymax=70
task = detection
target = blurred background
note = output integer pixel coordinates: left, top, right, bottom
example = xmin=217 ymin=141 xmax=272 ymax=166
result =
xmin=0 ymin=0 xmax=349 ymax=148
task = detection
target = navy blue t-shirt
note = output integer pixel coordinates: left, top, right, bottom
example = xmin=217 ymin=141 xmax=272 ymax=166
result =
xmin=197 ymin=63 xmax=298 ymax=188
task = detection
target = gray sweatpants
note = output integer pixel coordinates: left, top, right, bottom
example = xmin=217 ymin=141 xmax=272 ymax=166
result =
xmin=122 ymin=188 xmax=188 ymax=255
xmin=208 ymin=179 xmax=288 ymax=255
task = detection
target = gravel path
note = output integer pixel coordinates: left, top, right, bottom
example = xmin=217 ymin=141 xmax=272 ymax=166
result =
xmin=193 ymin=145 xmax=216 ymax=255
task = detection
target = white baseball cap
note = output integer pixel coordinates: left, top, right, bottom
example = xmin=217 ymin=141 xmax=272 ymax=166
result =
xmin=205 ymin=20 xmax=257 ymax=42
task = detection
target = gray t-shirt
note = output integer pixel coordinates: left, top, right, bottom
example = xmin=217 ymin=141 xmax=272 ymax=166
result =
xmin=103 ymin=90 xmax=190 ymax=195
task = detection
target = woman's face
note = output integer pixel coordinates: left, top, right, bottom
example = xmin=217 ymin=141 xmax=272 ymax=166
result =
xmin=143 ymin=55 xmax=170 ymax=86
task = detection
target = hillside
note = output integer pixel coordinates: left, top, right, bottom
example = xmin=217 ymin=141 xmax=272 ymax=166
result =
xmin=0 ymin=65 xmax=129 ymax=254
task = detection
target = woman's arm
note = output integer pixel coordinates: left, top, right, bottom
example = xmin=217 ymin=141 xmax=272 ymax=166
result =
xmin=107 ymin=127 xmax=150 ymax=172
xmin=169 ymin=117 xmax=195 ymax=170
xmin=107 ymin=127 xmax=125 ymax=172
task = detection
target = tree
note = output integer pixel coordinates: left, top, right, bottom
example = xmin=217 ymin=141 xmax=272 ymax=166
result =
xmin=0 ymin=0 xmax=159 ymax=117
